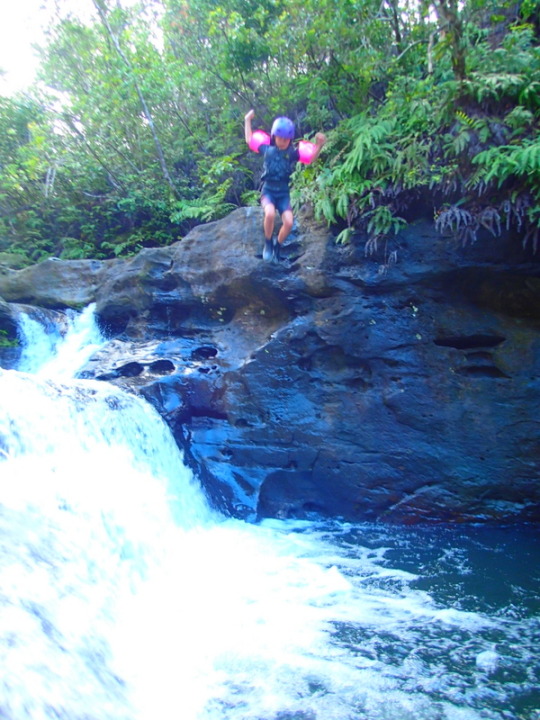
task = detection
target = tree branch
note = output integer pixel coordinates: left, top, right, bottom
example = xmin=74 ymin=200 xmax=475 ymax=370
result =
xmin=92 ymin=0 xmax=179 ymax=196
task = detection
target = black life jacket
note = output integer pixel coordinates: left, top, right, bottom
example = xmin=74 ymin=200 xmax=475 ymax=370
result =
xmin=260 ymin=144 xmax=299 ymax=189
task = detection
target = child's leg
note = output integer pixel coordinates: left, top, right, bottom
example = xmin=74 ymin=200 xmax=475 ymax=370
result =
xmin=261 ymin=197 xmax=276 ymax=240
xmin=261 ymin=196 xmax=277 ymax=260
xmin=277 ymin=209 xmax=294 ymax=244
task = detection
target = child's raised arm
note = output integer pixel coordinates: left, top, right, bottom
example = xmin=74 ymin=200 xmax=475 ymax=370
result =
xmin=244 ymin=109 xmax=255 ymax=146
xmin=298 ymin=132 xmax=327 ymax=164
xmin=310 ymin=133 xmax=327 ymax=163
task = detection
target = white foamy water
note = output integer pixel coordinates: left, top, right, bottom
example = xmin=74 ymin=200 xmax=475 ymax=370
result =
xmin=1 ymin=306 xmax=538 ymax=720
xmin=16 ymin=303 xmax=104 ymax=378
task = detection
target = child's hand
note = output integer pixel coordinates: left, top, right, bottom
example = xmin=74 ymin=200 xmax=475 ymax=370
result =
xmin=315 ymin=132 xmax=327 ymax=146
xmin=245 ymin=109 xmax=255 ymax=121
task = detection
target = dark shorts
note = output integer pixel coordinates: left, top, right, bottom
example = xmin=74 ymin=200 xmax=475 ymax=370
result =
xmin=261 ymin=188 xmax=292 ymax=215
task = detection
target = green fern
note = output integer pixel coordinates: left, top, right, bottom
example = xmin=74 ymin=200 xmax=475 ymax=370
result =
xmin=100 ymin=233 xmax=143 ymax=257
xmin=518 ymin=143 xmax=540 ymax=174
xmin=519 ymin=81 xmax=540 ymax=109
xmin=463 ymin=73 xmax=526 ymax=104
xmin=170 ymin=196 xmax=236 ymax=223
xmin=335 ymin=227 xmax=353 ymax=245
xmin=316 ymin=195 xmax=337 ymax=224
xmin=473 ymin=140 xmax=540 ymax=187
xmin=335 ymin=190 xmax=351 ymax=220
xmin=342 ymin=118 xmax=396 ymax=175
xmin=445 ymin=128 xmax=471 ymax=156
xmin=455 ymin=111 xmax=491 ymax=143
xmin=366 ymin=205 xmax=406 ymax=237
xmin=390 ymin=140 xmax=430 ymax=187
xmin=170 ymin=179 xmax=236 ymax=224
xmin=504 ymin=106 xmax=535 ymax=133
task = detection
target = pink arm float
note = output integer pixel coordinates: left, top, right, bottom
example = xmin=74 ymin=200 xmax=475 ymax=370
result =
xmin=248 ymin=130 xmax=271 ymax=152
xmin=298 ymin=140 xmax=317 ymax=164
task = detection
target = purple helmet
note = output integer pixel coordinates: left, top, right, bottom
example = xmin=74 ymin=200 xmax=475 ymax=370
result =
xmin=271 ymin=116 xmax=295 ymax=139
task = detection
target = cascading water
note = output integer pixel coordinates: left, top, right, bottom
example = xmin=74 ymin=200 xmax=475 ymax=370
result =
xmin=1 ymin=306 xmax=538 ymax=720
xmin=16 ymin=303 xmax=105 ymax=379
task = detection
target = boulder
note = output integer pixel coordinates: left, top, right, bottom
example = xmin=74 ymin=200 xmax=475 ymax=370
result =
xmin=0 ymin=258 xmax=110 ymax=309
xmin=1 ymin=207 xmax=540 ymax=523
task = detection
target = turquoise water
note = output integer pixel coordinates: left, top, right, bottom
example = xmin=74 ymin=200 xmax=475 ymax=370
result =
xmin=0 ymin=308 xmax=538 ymax=720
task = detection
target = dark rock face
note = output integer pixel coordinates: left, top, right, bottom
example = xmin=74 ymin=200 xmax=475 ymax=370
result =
xmin=0 ymin=296 xmax=19 ymax=368
xmin=1 ymin=207 xmax=539 ymax=523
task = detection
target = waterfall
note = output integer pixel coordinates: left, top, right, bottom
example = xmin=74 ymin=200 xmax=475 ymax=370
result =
xmin=16 ymin=303 xmax=104 ymax=378
xmin=1 ymin=306 xmax=538 ymax=720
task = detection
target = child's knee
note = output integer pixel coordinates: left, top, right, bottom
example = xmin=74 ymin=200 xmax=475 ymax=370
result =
xmin=282 ymin=213 xmax=293 ymax=232
xmin=264 ymin=205 xmax=276 ymax=221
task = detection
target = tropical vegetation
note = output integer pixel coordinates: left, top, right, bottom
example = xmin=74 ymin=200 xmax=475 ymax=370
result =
xmin=0 ymin=0 xmax=539 ymax=265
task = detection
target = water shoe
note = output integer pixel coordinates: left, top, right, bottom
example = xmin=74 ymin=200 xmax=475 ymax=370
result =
xmin=262 ymin=239 xmax=273 ymax=261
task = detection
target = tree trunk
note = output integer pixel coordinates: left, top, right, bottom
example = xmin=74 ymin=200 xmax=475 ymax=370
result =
xmin=432 ymin=0 xmax=467 ymax=82
xmin=383 ymin=0 xmax=403 ymax=49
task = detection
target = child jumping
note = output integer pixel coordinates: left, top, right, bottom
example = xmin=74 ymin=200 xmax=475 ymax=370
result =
xmin=244 ymin=109 xmax=326 ymax=261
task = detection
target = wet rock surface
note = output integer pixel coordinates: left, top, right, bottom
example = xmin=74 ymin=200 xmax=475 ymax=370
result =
xmin=1 ymin=207 xmax=540 ymax=523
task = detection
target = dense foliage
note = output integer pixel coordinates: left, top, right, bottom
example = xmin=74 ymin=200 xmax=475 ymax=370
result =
xmin=0 ymin=0 xmax=539 ymax=265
